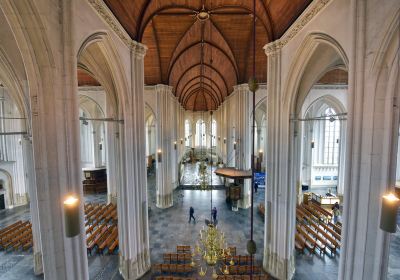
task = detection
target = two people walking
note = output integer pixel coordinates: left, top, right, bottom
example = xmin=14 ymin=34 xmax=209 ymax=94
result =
xmin=188 ymin=206 xmax=218 ymax=224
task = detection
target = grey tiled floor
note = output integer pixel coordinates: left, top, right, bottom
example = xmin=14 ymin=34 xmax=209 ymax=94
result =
xmin=0 ymin=174 xmax=399 ymax=279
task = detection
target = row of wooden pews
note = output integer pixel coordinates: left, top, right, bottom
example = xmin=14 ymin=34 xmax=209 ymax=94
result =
xmin=217 ymin=275 xmax=269 ymax=280
xmin=0 ymin=220 xmax=32 ymax=252
xmin=222 ymin=255 xmax=254 ymax=265
xmin=85 ymin=202 xmax=118 ymax=256
xmin=153 ymin=244 xmax=271 ymax=279
xmin=295 ymin=203 xmax=341 ymax=257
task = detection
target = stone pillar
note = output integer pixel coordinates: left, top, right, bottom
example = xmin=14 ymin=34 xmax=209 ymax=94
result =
xmin=118 ymin=42 xmax=151 ymax=279
xmin=263 ymin=42 xmax=295 ymax=280
xmin=234 ymin=84 xmax=251 ymax=209
xmin=21 ymin=136 xmax=43 ymax=275
xmin=105 ymin=120 xmax=120 ymax=204
xmin=337 ymin=119 xmax=346 ymax=195
xmin=92 ymin=122 xmax=102 ymax=167
xmin=155 ymin=84 xmax=175 ymax=208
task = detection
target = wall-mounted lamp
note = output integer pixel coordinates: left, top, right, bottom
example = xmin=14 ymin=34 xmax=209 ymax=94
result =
xmin=224 ymin=138 xmax=226 ymax=144
xmin=174 ymin=141 xmax=177 ymax=150
xmin=311 ymin=141 xmax=315 ymax=149
xmin=259 ymin=149 xmax=263 ymax=159
xmin=218 ymin=136 xmax=221 ymax=141
xmin=380 ymin=192 xmax=400 ymax=233
xmin=180 ymin=138 xmax=183 ymax=144
xmin=99 ymin=142 xmax=103 ymax=150
xmin=157 ymin=149 xmax=162 ymax=162
xmin=233 ymin=141 xmax=237 ymax=150
xmin=63 ymin=195 xmax=80 ymax=237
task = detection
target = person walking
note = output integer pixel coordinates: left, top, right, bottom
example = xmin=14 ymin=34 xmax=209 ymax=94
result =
xmin=332 ymin=202 xmax=340 ymax=224
xmin=189 ymin=206 xmax=196 ymax=223
xmin=212 ymin=207 xmax=217 ymax=223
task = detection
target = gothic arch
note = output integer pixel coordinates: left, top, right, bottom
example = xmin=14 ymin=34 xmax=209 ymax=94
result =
xmin=0 ymin=168 xmax=13 ymax=208
xmin=77 ymin=31 xmax=129 ymax=120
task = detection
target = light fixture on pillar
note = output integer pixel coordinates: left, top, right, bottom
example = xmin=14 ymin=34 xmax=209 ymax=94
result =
xmin=218 ymin=136 xmax=220 ymax=141
xmin=380 ymin=192 xmax=400 ymax=233
xmin=174 ymin=141 xmax=177 ymax=150
xmin=180 ymin=138 xmax=183 ymax=145
xmin=311 ymin=141 xmax=315 ymax=149
xmin=157 ymin=149 xmax=162 ymax=162
xmin=223 ymin=138 xmax=226 ymax=144
xmin=63 ymin=195 xmax=80 ymax=237
xmin=258 ymin=149 xmax=263 ymax=159
xmin=233 ymin=141 xmax=237 ymax=150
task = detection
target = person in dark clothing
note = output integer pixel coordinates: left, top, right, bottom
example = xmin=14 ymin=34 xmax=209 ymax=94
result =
xmin=254 ymin=183 xmax=259 ymax=193
xmin=212 ymin=207 xmax=217 ymax=223
xmin=189 ymin=206 xmax=195 ymax=223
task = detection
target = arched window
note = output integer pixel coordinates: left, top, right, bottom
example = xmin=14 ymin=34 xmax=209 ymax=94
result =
xmin=211 ymin=120 xmax=217 ymax=147
xmin=323 ymin=108 xmax=340 ymax=164
xmin=185 ymin=120 xmax=190 ymax=147
xmin=196 ymin=120 xmax=206 ymax=147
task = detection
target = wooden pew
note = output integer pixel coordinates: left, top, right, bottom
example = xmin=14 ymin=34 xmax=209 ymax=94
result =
xmin=176 ymin=245 xmax=191 ymax=254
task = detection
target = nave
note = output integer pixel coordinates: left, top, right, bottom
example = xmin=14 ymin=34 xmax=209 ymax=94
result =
xmin=0 ymin=172 xmax=349 ymax=280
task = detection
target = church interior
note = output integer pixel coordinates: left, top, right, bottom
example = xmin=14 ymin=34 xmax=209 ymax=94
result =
xmin=0 ymin=0 xmax=399 ymax=280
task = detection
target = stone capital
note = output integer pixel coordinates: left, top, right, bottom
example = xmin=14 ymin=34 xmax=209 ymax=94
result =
xmin=264 ymin=40 xmax=283 ymax=57
xmin=233 ymin=83 xmax=249 ymax=93
xmin=131 ymin=41 xmax=148 ymax=59
xmin=155 ymin=84 xmax=173 ymax=94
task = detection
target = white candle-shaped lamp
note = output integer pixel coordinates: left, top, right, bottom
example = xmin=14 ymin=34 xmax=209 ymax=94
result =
xmin=259 ymin=149 xmax=263 ymax=160
xmin=63 ymin=195 xmax=80 ymax=237
xmin=233 ymin=141 xmax=237 ymax=150
xmin=157 ymin=149 xmax=162 ymax=162
xmin=380 ymin=192 xmax=400 ymax=233
xmin=174 ymin=141 xmax=177 ymax=150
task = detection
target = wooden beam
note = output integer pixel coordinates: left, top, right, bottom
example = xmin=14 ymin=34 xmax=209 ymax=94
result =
xmin=167 ymin=40 xmax=239 ymax=83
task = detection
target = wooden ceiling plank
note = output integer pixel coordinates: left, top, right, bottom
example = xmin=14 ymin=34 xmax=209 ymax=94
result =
xmin=184 ymin=88 xmax=218 ymax=109
xmin=136 ymin=0 xmax=153 ymax=41
xmin=179 ymin=75 xmax=224 ymax=103
xmin=175 ymin=63 xmax=229 ymax=99
xmin=181 ymin=81 xmax=221 ymax=104
xmin=167 ymin=40 xmax=239 ymax=82
xmin=151 ymin=19 xmax=163 ymax=83
xmin=138 ymin=5 xmax=197 ymax=41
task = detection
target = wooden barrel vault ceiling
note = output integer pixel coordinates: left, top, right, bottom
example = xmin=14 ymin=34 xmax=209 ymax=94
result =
xmin=103 ymin=0 xmax=312 ymax=111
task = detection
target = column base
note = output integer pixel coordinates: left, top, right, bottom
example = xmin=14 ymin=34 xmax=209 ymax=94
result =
xmin=119 ymin=251 xmax=151 ymax=280
xmin=34 ymin=251 xmax=43 ymax=275
xmin=108 ymin=193 xmax=118 ymax=204
xmin=238 ymin=193 xmax=251 ymax=209
xmin=156 ymin=193 xmax=173 ymax=209
xmin=263 ymin=248 xmax=295 ymax=280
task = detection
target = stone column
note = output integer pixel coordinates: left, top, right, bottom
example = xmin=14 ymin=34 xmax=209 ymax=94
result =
xmin=263 ymin=42 xmax=295 ymax=280
xmin=21 ymin=135 xmax=43 ymax=275
xmin=92 ymin=122 xmax=102 ymax=167
xmin=118 ymin=42 xmax=151 ymax=279
xmin=234 ymin=84 xmax=251 ymax=209
xmin=105 ymin=120 xmax=120 ymax=204
xmin=155 ymin=84 xmax=175 ymax=208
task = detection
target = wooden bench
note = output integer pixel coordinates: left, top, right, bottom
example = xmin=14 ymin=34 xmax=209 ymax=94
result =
xmin=176 ymin=245 xmax=191 ymax=254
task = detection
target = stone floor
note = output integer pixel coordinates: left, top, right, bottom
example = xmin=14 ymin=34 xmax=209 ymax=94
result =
xmin=180 ymin=162 xmax=223 ymax=187
xmin=0 ymin=175 xmax=398 ymax=279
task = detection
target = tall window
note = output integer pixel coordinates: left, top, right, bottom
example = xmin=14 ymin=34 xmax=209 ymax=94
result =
xmin=323 ymin=108 xmax=340 ymax=164
xmin=196 ymin=120 xmax=206 ymax=147
xmin=211 ymin=120 xmax=217 ymax=147
xmin=185 ymin=120 xmax=190 ymax=146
